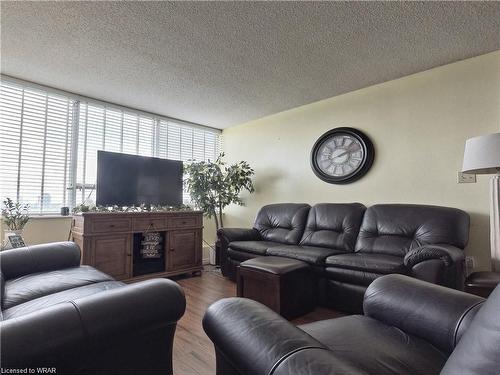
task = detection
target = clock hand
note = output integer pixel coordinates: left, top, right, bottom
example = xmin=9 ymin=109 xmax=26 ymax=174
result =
xmin=332 ymin=150 xmax=349 ymax=159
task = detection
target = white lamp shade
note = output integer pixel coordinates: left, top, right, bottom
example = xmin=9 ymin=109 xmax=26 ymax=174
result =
xmin=462 ymin=133 xmax=500 ymax=174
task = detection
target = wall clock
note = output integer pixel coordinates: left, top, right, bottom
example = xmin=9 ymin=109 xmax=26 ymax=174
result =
xmin=311 ymin=127 xmax=374 ymax=184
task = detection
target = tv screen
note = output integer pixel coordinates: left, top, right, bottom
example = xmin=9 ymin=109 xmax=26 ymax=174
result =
xmin=96 ymin=151 xmax=183 ymax=207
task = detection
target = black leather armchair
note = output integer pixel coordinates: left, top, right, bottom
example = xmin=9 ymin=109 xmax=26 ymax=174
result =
xmin=204 ymin=274 xmax=490 ymax=375
xmin=0 ymin=242 xmax=186 ymax=374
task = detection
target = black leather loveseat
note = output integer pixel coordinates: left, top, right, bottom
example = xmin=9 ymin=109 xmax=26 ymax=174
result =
xmin=0 ymin=242 xmax=186 ymax=374
xmin=218 ymin=203 xmax=469 ymax=311
xmin=204 ymin=274 xmax=498 ymax=375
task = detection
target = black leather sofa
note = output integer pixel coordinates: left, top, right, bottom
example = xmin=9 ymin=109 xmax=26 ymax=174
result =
xmin=218 ymin=203 xmax=469 ymax=312
xmin=204 ymin=274 xmax=499 ymax=375
xmin=0 ymin=242 xmax=186 ymax=374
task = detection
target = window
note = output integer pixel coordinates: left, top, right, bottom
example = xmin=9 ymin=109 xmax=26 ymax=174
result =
xmin=0 ymin=81 xmax=75 ymax=214
xmin=75 ymin=103 xmax=158 ymax=205
xmin=0 ymin=77 xmax=221 ymax=214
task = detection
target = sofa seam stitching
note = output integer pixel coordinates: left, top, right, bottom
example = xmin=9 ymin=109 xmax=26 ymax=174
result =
xmin=69 ymin=300 xmax=91 ymax=342
xmin=268 ymin=345 xmax=329 ymax=375
xmin=452 ymin=300 xmax=485 ymax=348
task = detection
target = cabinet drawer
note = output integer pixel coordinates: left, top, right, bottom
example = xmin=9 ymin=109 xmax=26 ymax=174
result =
xmin=168 ymin=216 xmax=198 ymax=228
xmin=133 ymin=218 xmax=165 ymax=231
xmin=91 ymin=218 xmax=131 ymax=233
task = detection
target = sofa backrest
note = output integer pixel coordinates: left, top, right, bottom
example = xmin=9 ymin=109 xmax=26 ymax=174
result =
xmin=299 ymin=203 xmax=366 ymax=251
xmin=254 ymin=203 xmax=310 ymax=245
xmin=355 ymin=204 xmax=470 ymax=257
xmin=440 ymin=284 xmax=500 ymax=375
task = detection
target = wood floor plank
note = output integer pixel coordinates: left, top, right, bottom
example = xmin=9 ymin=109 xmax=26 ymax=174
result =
xmin=172 ymin=267 xmax=342 ymax=375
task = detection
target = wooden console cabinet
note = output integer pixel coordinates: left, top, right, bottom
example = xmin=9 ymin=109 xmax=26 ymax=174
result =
xmin=71 ymin=211 xmax=203 ymax=282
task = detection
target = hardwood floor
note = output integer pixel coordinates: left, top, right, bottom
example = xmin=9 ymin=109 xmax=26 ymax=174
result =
xmin=172 ymin=267 xmax=343 ymax=375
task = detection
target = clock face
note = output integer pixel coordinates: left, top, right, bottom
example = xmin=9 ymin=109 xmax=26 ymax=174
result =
xmin=311 ymin=128 xmax=374 ymax=184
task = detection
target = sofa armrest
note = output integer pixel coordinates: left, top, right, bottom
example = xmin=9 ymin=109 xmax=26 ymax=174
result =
xmin=203 ymin=297 xmax=326 ymax=375
xmin=217 ymin=228 xmax=262 ymax=277
xmin=363 ymin=274 xmax=484 ymax=354
xmin=404 ymin=244 xmax=464 ymax=269
xmin=72 ymin=277 xmax=185 ymax=337
xmin=0 ymin=241 xmax=81 ymax=280
xmin=1 ymin=278 xmax=186 ymax=369
xmin=217 ymin=227 xmax=261 ymax=244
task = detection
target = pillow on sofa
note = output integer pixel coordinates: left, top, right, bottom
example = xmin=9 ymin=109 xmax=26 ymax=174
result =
xmin=254 ymin=203 xmax=310 ymax=245
xmin=300 ymin=203 xmax=365 ymax=251
xmin=354 ymin=204 xmax=469 ymax=257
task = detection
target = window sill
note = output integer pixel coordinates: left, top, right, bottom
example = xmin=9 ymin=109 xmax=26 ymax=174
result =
xmin=27 ymin=215 xmax=72 ymax=220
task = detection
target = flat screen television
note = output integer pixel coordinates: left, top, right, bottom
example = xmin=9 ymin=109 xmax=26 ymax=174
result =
xmin=96 ymin=151 xmax=183 ymax=207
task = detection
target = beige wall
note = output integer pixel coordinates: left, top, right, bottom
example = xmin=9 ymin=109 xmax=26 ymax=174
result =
xmin=222 ymin=51 xmax=500 ymax=272
xmin=2 ymin=52 xmax=499 ymax=269
xmin=1 ymin=217 xmax=72 ymax=245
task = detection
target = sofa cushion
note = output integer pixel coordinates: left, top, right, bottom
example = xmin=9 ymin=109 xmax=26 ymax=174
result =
xmin=3 ymin=281 xmax=125 ymax=319
xmin=254 ymin=203 xmax=310 ymax=245
xmin=355 ymin=204 xmax=470 ymax=257
xmin=299 ymin=203 xmax=365 ymax=251
xmin=325 ymin=267 xmax=384 ymax=286
xmin=229 ymin=241 xmax=281 ymax=255
xmin=227 ymin=248 xmax=261 ymax=262
xmin=325 ymin=253 xmax=407 ymax=274
xmin=3 ymin=265 xmax=114 ymax=309
xmin=300 ymin=315 xmax=447 ymax=375
xmin=267 ymin=245 xmax=345 ymax=266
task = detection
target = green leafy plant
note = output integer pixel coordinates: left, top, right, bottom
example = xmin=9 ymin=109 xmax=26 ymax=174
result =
xmin=2 ymin=198 xmax=30 ymax=231
xmin=184 ymin=153 xmax=254 ymax=230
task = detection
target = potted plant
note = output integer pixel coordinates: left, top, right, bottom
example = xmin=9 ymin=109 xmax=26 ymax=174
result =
xmin=1 ymin=198 xmax=30 ymax=249
xmin=184 ymin=153 xmax=255 ymax=231
xmin=185 ymin=153 xmax=254 ymax=265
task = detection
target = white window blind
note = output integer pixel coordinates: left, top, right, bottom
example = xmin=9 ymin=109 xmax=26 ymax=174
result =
xmin=0 ymin=81 xmax=74 ymax=214
xmin=76 ymin=103 xmax=158 ymax=204
xmin=0 ymin=77 xmax=221 ymax=214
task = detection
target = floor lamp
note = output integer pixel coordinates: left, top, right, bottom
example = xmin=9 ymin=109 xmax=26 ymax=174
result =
xmin=462 ymin=133 xmax=500 ymax=272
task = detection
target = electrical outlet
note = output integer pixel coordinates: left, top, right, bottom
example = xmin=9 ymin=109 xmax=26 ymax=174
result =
xmin=465 ymin=256 xmax=475 ymax=276
xmin=457 ymin=172 xmax=476 ymax=184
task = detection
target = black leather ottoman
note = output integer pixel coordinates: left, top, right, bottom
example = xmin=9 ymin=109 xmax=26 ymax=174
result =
xmin=237 ymin=256 xmax=316 ymax=319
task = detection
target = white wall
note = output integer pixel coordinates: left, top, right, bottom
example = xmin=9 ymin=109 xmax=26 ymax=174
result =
xmin=222 ymin=51 xmax=500 ymax=271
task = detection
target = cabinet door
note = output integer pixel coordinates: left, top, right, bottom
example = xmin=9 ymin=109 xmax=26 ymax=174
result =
xmin=168 ymin=229 xmax=201 ymax=271
xmin=92 ymin=234 xmax=131 ymax=280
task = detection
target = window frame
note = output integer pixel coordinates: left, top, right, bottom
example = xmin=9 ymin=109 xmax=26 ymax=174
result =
xmin=0 ymin=75 xmax=222 ymax=215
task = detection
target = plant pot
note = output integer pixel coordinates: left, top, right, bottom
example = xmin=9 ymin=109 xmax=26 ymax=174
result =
xmin=209 ymin=246 xmax=216 ymax=265
xmin=2 ymin=229 xmax=26 ymax=250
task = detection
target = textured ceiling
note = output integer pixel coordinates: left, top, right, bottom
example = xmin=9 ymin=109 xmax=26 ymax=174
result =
xmin=1 ymin=2 xmax=500 ymax=129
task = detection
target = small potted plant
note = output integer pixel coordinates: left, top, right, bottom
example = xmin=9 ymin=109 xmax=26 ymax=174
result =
xmin=2 ymin=198 xmax=30 ymax=249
